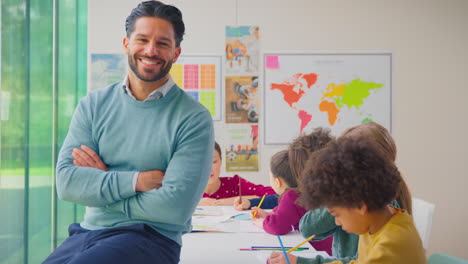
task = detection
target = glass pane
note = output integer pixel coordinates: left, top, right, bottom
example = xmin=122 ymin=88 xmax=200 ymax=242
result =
xmin=28 ymin=0 xmax=54 ymax=263
xmin=0 ymin=0 xmax=87 ymax=262
xmin=56 ymin=0 xmax=87 ymax=245
xmin=0 ymin=1 xmax=27 ymax=263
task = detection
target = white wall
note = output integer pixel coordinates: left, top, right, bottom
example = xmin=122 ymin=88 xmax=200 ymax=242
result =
xmin=89 ymin=0 xmax=468 ymax=258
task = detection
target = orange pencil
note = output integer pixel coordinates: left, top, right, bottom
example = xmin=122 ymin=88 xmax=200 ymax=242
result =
xmin=252 ymin=194 xmax=266 ymax=217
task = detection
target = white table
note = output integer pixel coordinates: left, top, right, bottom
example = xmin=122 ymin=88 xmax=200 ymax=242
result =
xmin=180 ymin=207 xmax=329 ymax=264
xmin=180 ymin=231 xmax=317 ymax=264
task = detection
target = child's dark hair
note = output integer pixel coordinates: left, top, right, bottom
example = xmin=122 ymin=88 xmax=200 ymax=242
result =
xmin=288 ymin=127 xmax=334 ymax=181
xmin=214 ymin=141 xmax=222 ymax=159
xmin=298 ymin=137 xmax=402 ymax=212
xmin=270 ymin=150 xmax=297 ymax=188
xmin=125 ymin=1 xmax=185 ymax=47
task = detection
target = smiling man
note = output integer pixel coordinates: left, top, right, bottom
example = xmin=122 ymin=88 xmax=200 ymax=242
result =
xmin=43 ymin=1 xmax=214 ymax=264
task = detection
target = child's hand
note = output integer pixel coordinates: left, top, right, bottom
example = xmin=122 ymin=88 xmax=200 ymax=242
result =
xmin=268 ymin=251 xmax=297 ymax=264
xmin=198 ymin=198 xmax=218 ymax=206
xmin=250 ymin=207 xmax=269 ymax=219
xmin=233 ymin=196 xmax=251 ymax=211
xmin=252 ymin=217 xmax=264 ymax=228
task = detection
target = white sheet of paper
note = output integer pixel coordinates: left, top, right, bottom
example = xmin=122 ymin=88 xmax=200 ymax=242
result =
xmin=256 ymin=250 xmax=331 ymax=263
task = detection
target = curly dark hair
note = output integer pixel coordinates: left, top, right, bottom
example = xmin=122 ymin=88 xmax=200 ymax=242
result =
xmin=288 ymin=127 xmax=334 ymax=181
xmin=298 ymin=137 xmax=402 ymax=212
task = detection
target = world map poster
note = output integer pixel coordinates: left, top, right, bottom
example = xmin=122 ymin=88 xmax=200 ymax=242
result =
xmin=264 ymin=53 xmax=392 ymax=145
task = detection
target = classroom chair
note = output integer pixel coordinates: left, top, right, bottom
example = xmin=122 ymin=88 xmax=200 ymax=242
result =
xmin=411 ymin=198 xmax=435 ymax=249
xmin=428 ymin=253 xmax=468 ymax=264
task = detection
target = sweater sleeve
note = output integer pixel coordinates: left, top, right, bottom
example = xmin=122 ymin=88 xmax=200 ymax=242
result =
xmin=297 ymin=256 xmax=357 ymax=264
xmin=106 ymin=110 xmax=214 ymax=226
xmin=56 ymin=97 xmax=136 ymax=207
xmin=262 ymin=190 xmax=305 ymax=235
xmin=249 ymin=194 xmax=278 ymax=209
xmin=299 ymin=208 xmax=338 ymax=240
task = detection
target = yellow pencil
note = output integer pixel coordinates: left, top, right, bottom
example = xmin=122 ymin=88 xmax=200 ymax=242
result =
xmin=286 ymin=235 xmax=316 ymax=253
xmin=253 ymin=194 xmax=266 ymax=217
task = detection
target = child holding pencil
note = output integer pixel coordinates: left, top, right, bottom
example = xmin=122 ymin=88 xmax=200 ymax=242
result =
xmin=268 ymin=136 xmax=426 ymax=264
xmin=252 ymin=150 xmax=307 ymax=235
xmin=298 ymin=122 xmax=413 ymax=263
xmin=234 ymin=128 xmax=334 ymax=212
xmin=251 ymin=128 xmax=333 ymax=236
xmin=199 ymin=142 xmax=276 ymax=206
xmin=250 ymin=149 xmax=306 ymax=235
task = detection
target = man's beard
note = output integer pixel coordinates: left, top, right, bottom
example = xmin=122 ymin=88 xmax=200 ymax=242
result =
xmin=128 ymin=54 xmax=172 ymax=82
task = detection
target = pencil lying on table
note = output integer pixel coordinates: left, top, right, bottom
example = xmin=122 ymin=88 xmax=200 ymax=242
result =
xmin=239 ymin=247 xmax=308 ymax=251
xmin=252 ymin=194 xmax=266 ymax=217
xmin=286 ymin=234 xmax=316 ymax=253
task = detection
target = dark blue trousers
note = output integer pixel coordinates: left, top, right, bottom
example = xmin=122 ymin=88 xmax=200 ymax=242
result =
xmin=42 ymin=223 xmax=181 ymax=264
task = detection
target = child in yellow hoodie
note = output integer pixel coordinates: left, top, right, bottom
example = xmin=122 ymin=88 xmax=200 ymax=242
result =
xmin=268 ymin=136 xmax=426 ymax=264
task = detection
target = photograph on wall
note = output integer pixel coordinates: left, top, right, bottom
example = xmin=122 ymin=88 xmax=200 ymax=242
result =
xmin=225 ymin=76 xmax=259 ymax=124
xmin=264 ymin=52 xmax=392 ymax=144
xmin=170 ymin=55 xmax=223 ymax=120
xmin=225 ymin=26 xmax=260 ymax=76
xmin=225 ymin=124 xmax=259 ymax=172
xmin=90 ymin=53 xmax=127 ymax=92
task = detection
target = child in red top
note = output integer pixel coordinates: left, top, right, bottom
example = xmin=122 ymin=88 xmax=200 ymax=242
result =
xmin=249 ymin=128 xmax=334 ymax=255
xmin=199 ymin=142 xmax=275 ymax=205
xmin=251 ymin=150 xmax=306 ymax=234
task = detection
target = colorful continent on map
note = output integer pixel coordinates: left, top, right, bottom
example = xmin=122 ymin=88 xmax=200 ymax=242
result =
xmin=270 ymin=73 xmax=318 ymax=108
xmin=298 ymin=110 xmax=312 ymax=133
xmin=322 ymin=79 xmax=383 ymax=109
xmin=271 ymin=74 xmax=383 ymax=130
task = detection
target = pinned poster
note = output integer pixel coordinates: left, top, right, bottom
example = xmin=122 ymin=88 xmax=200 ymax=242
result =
xmin=225 ymin=125 xmax=259 ymax=172
xmin=264 ymin=52 xmax=392 ymax=144
xmin=225 ymin=76 xmax=259 ymax=123
xmin=90 ymin=53 xmax=127 ymax=92
xmin=226 ymin=26 xmax=260 ymax=76
xmin=170 ymin=55 xmax=223 ymax=120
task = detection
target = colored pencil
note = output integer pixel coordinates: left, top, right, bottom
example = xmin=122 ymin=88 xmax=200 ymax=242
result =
xmin=287 ymin=234 xmax=316 ymax=253
xmin=239 ymin=248 xmax=307 ymax=251
xmin=276 ymin=235 xmax=291 ymax=264
xmin=252 ymin=194 xmax=266 ymax=217
xmin=238 ymin=176 xmax=242 ymax=203
xmin=252 ymin=246 xmax=308 ymax=250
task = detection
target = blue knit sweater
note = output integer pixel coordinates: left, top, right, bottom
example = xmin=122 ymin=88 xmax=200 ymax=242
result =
xmin=56 ymin=81 xmax=214 ymax=245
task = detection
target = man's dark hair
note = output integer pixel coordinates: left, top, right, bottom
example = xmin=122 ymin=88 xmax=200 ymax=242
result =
xmin=125 ymin=1 xmax=185 ymax=47
xmin=298 ymin=137 xmax=402 ymax=212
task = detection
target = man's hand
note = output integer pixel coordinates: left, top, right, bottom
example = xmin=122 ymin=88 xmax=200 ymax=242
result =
xmin=136 ymin=170 xmax=165 ymax=192
xmin=72 ymin=145 xmax=108 ymax=171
